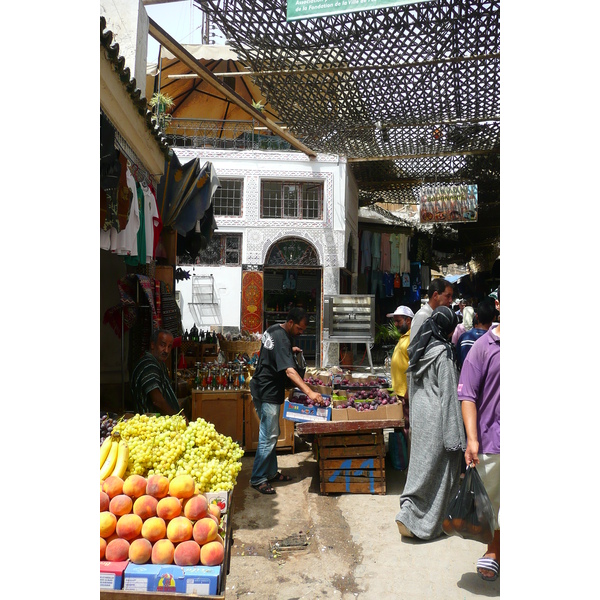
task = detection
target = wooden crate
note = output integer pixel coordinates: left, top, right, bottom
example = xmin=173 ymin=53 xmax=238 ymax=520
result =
xmin=316 ymin=430 xmax=386 ymax=495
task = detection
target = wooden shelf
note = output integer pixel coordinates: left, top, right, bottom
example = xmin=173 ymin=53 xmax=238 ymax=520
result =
xmin=191 ymin=390 xmax=248 ymax=446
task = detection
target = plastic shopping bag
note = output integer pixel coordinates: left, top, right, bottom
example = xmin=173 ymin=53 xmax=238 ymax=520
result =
xmin=442 ymin=464 xmax=495 ymax=544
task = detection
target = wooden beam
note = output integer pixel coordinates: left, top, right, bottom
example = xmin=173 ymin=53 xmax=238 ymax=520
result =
xmin=148 ymin=18 xmax=317 ymax=158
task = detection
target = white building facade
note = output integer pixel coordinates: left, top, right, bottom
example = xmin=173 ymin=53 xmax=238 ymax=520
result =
xmin=174 ymin=147 xmax=360 ymax=367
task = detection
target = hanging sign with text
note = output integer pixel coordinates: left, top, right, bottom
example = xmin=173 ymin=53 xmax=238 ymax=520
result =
xmin=287 ymin=0 xmax=434 ymax=22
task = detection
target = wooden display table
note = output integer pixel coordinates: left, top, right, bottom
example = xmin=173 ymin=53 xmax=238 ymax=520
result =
xmin=191 ymin=389 xmax=248 ymax=446
xmin=296 ymin=420 xmax=404 ymax=495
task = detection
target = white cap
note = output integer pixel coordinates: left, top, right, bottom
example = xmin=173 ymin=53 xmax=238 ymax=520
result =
xmin=386 ymin=306 xmax=415 ymax=319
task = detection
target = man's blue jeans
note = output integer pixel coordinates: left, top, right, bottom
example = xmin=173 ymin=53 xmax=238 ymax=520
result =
xmin=250 ymin=398 xmax=281 ymax=486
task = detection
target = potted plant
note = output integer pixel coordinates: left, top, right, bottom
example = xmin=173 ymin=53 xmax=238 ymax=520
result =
xmin=149 ymin=92 xmax=175 ymax=131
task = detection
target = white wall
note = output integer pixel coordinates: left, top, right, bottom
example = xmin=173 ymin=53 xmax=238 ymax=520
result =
xmin=176 ymin=266 xmax=242 ymax=334
xmin=100 ymin=0 xmax=149 ymax=99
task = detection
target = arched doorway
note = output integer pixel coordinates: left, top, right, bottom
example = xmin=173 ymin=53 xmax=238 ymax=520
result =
xmin=263 ymin=237 xmax=322 ymax=365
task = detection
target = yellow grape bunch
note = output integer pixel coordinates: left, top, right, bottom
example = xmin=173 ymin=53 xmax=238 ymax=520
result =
xmin=112 ymin=414 xmax=244 ymax=492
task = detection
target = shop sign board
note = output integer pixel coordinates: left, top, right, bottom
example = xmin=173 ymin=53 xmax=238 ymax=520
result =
xmin=287 ymin=0 xmax=433 ymax=22
xmin=419 ymin=184 xmax=478 ymax=224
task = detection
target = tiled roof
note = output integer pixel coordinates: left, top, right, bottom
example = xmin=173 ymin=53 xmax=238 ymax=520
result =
xmin=100 ymin=16 xmax=170 ymax=157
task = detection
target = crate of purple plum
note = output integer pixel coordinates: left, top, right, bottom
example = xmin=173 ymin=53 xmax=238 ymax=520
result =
xmin=297 ymin=371 xmax=403 ymax=422
xmin=330 ymin=387 xmax=403 ymax=422
xmin=303 ymin=374 xmax=334 ymax=395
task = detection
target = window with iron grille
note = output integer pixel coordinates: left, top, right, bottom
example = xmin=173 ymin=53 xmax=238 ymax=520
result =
xmin=213 ymin=179 xmax=243 ymax=216
xmin=195 ymin=233 xmax=242 ymax=265
xmin=261 ymin=180 xmax=323 ymax=219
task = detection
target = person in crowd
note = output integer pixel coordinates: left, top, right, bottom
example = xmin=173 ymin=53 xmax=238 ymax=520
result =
xmin=451 ymin=305 xmax=475 ymax=346
xmin=456 ymin=299 xmax=495 ymax=368
xmin=458 ymin=287 xmax=501 ymax=581
xmin=388 ymin=305 xmax=414 ymax=399
xmin=409 ymin=278 xmax=454 ymax=343
xmin=395 ymin=306 xmax=465 ymax=539
xmin=131 ymin=328 xmax=181 ymax=415
xmin=455 ymin=298 xmax=466 ymax=320
xmin=388 ymin=306 xmax=414 ymax=437
xmin=250 ymin=307 xmax=323 ymax=495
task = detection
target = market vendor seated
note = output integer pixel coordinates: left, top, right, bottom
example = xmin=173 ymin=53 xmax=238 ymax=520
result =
xmin=131 ymin=328 xmax=181 ymax=416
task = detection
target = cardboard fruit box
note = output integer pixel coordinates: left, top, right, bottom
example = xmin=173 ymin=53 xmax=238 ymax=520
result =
xmin=124 ymin=564 xmax=186 ymax=593
xmin=100 ymin=560 xmax=129 ymax=590
xmin=332 ymin=402 xmax=403 ymax=422
xmin=283 ymin=398 xmax=332 ymax=423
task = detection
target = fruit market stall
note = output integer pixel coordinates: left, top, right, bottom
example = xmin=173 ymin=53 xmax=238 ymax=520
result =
xmin=100 ymin=414 xmax=243 ymax=597
xmin=288 ymin=370 xmax=405 ymax=495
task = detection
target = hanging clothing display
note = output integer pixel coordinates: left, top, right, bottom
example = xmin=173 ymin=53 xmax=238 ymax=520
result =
xmin=390 ymin=233 xmax=401 ymax=273
xmin=380 ymin=232 xmax=391 ymax=272
xmin=124 ymin=184 xmax=146 ymax=267
xmin=400 ymin=234 xmax=411 ymax=274
xmin=383 ymin=271 xmax=394 ymax=297
xmin=360 ymin=230 xmax=372 ymax=273
xmin=124 ymin=182 xmax=160 ymax=266
xmin=101 ymin=166 xmax=161 ymax=264
xmin=103 ymin=274 xmax=158 ymax=338
xmin=109 ymin=168 xmax=140 ymax=256
xmin=100 ymin=152 xmax=130 ymax=233
xmin=371 ymin=231 xmax=381 ymax=270
xmin=143 ymin=183 xmax=160 ymax=263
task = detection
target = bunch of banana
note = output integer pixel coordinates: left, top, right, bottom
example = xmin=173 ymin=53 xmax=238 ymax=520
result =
xmin=100 ymin=432 xmax=129 ymax=481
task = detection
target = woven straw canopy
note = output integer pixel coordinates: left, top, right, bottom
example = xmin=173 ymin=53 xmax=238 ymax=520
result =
xmin=192 ymin=0 xmax=500 ymax=245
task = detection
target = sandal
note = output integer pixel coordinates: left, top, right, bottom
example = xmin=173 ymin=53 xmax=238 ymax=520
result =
xmin=268 ymin=472 xmax=293 ymax=483
xmin=251 ymin=482 xmax=276 ymax=495
xmin=396 ymin=520 xmax=415 ymax=538
xmin=477 ymin=556 xmax=500 ymax=581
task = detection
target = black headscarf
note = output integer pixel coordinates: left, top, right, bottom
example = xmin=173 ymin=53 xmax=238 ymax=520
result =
xmin=407 ymin=306 xmax=458 ymax=371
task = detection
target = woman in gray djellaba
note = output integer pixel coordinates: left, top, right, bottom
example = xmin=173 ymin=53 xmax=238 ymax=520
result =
xmin=395 ymin=306 xmax=466 ymax=540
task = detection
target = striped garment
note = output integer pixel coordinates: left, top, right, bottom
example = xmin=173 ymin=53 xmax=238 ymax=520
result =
xmin=457 ymin=327 xmax=488 ymax=368
xmin=130 ymin=352 xmax=180 ymax=414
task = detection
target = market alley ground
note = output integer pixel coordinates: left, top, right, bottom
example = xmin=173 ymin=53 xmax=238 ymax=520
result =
xmin=225 ymin=435 xmax=499 ymax=600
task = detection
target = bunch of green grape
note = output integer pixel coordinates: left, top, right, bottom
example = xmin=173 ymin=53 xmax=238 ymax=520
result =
xmin=112 ymin=413 xmax=187 ymax=478
xmin=112 ymin=414 xmax=244 ymax=491
xmin=175 ymin=419 xmax=244 ymax=492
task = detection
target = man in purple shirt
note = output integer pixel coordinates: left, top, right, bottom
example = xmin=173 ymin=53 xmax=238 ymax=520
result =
xmin=457 ymin=288 xmax=500 ymax=582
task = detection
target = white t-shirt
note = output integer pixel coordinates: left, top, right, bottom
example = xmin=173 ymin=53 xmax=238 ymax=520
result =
xmin=141 ymin=183 xmax=160 ymax=262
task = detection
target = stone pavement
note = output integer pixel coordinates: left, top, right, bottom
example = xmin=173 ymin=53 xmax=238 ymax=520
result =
xmin=223 ymin=435 xmax=500 ymax=599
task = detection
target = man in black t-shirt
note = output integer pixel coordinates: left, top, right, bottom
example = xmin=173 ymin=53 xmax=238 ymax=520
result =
xmin=250 ymin=307 xmax=323 ymax=494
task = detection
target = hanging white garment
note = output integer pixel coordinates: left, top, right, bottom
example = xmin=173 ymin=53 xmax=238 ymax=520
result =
xmin=109 ymin=168 xmax=141 ymax=256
